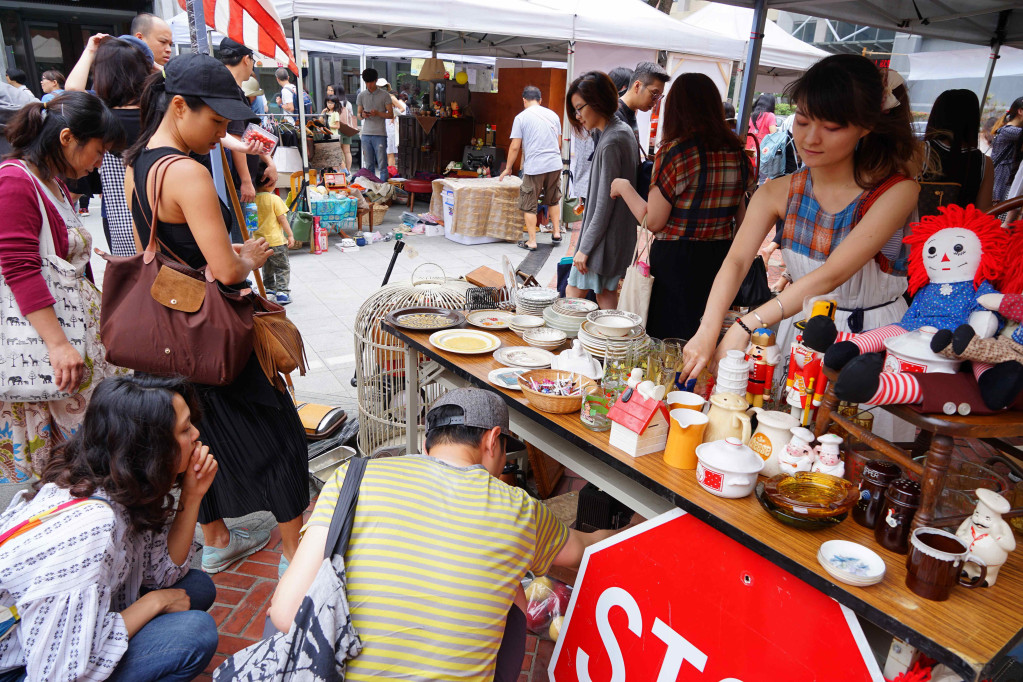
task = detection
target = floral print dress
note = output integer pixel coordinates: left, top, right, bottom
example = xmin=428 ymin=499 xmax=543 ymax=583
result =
xmin=0 ymin=189 xmax=126 ymax=483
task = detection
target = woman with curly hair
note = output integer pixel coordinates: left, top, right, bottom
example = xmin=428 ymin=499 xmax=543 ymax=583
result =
xmin=0 ymin=375 xmax=220 ymax=681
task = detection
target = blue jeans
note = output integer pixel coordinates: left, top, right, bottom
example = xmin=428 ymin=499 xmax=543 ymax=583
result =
xmin=361 ymin=134 xmax=388 ymax=181
xmin=0 ymin=570 xmax=219 ymax=682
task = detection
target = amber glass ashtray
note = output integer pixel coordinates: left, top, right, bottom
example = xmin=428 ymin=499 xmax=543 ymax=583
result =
xmin=762 ymin=472 xmax=859 ymax=519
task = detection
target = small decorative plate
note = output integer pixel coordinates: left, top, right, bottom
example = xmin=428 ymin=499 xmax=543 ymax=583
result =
xmin=818 ymin=540 xmax=886 ymax=586
xmin=553 ymin=297 xmax=599 ymax=316
xmin=493 ymin=346 xmax=555 ymax=368
xmin=517 ymin=287 xmax=559 ymax=302
xmin=488 ymin=367 xmax=528 ymax=390
xmin=384 ymin=307 xmax=464 ymax=331
xmin=466 ymin=309 xmax=514 ymax=329
xmin=429 ymin=329 xmax=501 ymax=354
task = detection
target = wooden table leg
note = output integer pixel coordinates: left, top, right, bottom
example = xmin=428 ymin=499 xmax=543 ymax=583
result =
xmin=814 ymin=382 xmax=840 ymax=438
xmin=914 ymin=433 xmax=954 ymax=530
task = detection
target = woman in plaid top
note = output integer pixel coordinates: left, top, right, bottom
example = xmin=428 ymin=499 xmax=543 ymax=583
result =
xmin=612 ymin=73 xmax=754 ymax=339
xmin=681 ymin=56 xmax=920 ymax=422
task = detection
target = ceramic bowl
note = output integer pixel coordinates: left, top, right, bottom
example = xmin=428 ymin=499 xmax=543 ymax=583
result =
xmin=756 ymin=483 xmax=847 ymax=531
xmin=586 ymin=310 xmax=643 ymax=338
xmin=509 ymin=315 xmax=545 ymax=329
xmin=883 ymin=326 xmax=961 ymax=375
xmin=524 ymin=327 xmax=568 ymax=344
xmin=694 ymin=438 xmax=764 ymax=499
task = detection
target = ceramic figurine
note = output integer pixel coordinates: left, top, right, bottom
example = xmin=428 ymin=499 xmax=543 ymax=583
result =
xmin=451 ymin=102 xmax=460 ymax=118
xmin=785 ymin=334 xmax=827 ymax=427
xmin=703 ymin=392 xmax=751 ymax=444
xmin=637 ymin=380 xmax=666 ymax=402
xmin=746 ymin=328 xmax=781 ymax=408
xmin=956 ymin=488 xmax=1016 ymax=587
xmin=799 ymin=206 xmax=1010 ymax=408
xmin=551 ymin=340 xmax=602 ymax=381
xmin=778 ymin=426 xmax=815 ymax=474
xmin=811 ymin=433 xmax=845 ymax=478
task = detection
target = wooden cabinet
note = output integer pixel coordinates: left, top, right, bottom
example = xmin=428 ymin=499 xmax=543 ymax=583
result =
xmin=397 ymin=115 xmax=474 ymax=177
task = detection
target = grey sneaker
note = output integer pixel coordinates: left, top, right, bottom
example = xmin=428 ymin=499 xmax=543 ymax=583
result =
xmin=202 ymin=528 xmax=271 ymax=574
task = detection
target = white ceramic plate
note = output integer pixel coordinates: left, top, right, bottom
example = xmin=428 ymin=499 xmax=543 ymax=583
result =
xmin=429 ymin=329 xmax=501 ymax=354
xmin=488 ymin=366 xmax=528 ymax=390
xmin=818 ymin=540 xmax=886 ymax=586
xmin=553 ymin=297 xmax=599 ymax=315
xmin=466 ymin=309 xmax=514 ymax=329
xmin=518 ymin=287 xmax=559 ymax=302
xmin=493 ymin=346 xmax=555 ymax=368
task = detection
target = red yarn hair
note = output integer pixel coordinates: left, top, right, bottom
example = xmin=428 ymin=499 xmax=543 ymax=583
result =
xmin=999 ymin=220 xmax=1023 ymax=294
xmin=903 ymin=204 xmax=1007 ymax=296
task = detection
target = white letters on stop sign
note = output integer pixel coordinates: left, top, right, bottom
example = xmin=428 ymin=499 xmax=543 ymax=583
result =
xmin=574 ymin=586 xmax=743 ymax=682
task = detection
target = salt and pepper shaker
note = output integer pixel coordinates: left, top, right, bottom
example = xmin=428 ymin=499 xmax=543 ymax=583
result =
xmin=875 ymin=478 xmax=922 ymax=554
xmin=852 ymin=460 xmax=902 ymax=529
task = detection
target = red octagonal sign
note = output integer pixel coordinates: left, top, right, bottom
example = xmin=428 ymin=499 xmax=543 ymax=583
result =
xmin=550 ymin=509 xmax=882 ymax=681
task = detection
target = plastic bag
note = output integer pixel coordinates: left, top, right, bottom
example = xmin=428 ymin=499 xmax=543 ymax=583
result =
xmin=522 ymin=574 xmax=573 ymax=640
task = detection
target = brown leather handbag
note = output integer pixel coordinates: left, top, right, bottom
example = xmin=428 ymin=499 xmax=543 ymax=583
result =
xmin=99 ymin=155 xmax=254 ymax=386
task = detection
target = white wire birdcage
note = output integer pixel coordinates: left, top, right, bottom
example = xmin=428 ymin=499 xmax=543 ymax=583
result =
xmin=354 ymin=264 xmax=470 ymax=456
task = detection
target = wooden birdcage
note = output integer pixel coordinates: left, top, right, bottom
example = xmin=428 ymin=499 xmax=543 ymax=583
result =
xmin=354 ymin=264 xmax=469 ymax=456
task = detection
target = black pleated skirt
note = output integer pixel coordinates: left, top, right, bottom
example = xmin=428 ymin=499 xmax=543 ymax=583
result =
xmin=646 ymin=237 xmax=732 ymax=341
xmin=193 ymin=354 xmax=309 ymax=525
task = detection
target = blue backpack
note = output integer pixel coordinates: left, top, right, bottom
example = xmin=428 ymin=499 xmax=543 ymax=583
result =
xmin=758 ymin=129 xmax=795 ymax=183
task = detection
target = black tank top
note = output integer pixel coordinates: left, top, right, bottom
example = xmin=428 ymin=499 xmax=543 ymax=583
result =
xmin=130 ymin=146 xmax=233 ymax=270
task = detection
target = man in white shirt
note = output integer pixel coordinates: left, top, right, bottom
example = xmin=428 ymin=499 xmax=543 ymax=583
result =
xmin=500 ymin=86 xmax=563 ymax=251
xmin=275 ymin=67 xmax=297 ymax=125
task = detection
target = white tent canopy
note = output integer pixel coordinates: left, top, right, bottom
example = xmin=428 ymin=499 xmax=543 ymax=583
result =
xmin=270 ymin=0 xmax=744 ymax=61
xmin=908 ymin=45 xmax=1023 ymax=80
xmin=682 ymin=3 xmax=827 ymax=73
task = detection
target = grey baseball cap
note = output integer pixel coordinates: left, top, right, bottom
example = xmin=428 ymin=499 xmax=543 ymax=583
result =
xmin=427 ymin=388 xmax=526 ymax=453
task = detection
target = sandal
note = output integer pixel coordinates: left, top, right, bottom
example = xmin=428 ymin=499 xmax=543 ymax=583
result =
xmin=551 ymin=235 xmax=562 ymax=244
xmin=517 ymin=240 xmax=537 ymax=251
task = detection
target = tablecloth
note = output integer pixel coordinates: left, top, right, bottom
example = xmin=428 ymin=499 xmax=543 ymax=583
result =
xmin=428 ymin=177 xmax=523 ymax=241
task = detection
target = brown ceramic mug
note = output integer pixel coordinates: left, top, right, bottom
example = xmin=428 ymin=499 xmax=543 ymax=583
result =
xmin=905 ymin=527 xmax=987 ymax=601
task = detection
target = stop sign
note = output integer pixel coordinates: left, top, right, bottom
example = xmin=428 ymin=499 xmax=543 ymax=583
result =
xmin=550 ymin=509 xmax=883 ymax=681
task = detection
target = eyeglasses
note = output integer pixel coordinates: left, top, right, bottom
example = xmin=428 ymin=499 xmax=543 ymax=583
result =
xmin=573 ymin=103 xmax=590 ymax=117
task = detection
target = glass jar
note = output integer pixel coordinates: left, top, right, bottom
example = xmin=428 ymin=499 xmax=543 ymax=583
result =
xmin=581 ymin=383 xmax=614 ymax=432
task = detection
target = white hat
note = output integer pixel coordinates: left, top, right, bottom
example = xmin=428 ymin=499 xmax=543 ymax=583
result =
xmin=241 ymin=76 xmax=264 ymax=98
xmin=376 ymin=78 xmax=389 ymax=88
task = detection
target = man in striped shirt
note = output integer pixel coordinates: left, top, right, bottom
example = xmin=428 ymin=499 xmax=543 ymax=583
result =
xmin=270 ymin=388 xmax=612 ymax=680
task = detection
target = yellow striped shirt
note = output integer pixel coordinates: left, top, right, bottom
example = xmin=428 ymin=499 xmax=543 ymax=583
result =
xmin=307 ymin=455 xmax=569 ymax=680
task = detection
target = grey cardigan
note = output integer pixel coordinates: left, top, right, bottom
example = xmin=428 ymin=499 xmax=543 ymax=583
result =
xmin=576 ymin=117 xmax=638 ymax=278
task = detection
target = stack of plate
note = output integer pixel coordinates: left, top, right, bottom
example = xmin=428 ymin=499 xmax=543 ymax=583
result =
xmin=523 ymin=327 xmax=568 ymax=350
xmin=543 ymin=306 xmax=586 ymax=338
xmin=578 ymin=319 xmax=647 ymax=359
xmin=817 ymin=540 xmax=886 ymax=587
xmin=552 ymin=298 xmax=598 ymax=317
xmin=509 ymin=315 xmax=545 ymax=337
xmin=515 ymin=287 xmax=559 ymax=316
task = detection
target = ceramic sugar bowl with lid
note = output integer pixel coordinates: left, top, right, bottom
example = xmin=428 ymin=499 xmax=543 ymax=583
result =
xmin=695 ymin=437 xmax=765 ymax=499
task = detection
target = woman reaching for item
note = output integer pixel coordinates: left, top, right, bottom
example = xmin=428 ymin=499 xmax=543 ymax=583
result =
xmin=0 ymin=92 xmax=127 ymax=487
xmin=0 ymin=375 xmax=219 ymax=682
xmin=680 ymin=55 xmax=920 ymax=428
xmin=611 ymin=72 xmax=753 ymax=338
xmin=122 ymin=54 xmax=309 ymax=577
xmin=564 ymin=71 xmax=637 ymax=310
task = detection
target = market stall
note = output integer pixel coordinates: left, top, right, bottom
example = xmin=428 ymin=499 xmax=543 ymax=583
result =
xmin=382 ymin=320 xmax=1023 ymax=681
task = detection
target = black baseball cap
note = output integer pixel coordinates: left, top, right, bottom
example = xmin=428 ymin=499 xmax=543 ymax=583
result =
xmin=428 ymin=388 xmax=526 ymax=453
xmin=163 ymin=53 xmax=257 ymax=122
xmin=219 ymin=37 xmax=254 ymax=60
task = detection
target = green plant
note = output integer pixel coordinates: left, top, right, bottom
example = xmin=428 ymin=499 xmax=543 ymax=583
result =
xmin=775 ymin=102 xmax=796 ymax=117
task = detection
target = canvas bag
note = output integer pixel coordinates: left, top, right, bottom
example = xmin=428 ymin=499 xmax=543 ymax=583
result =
xmin=0 ymin=161 xmax=87 ymax=402
xmin=214 ymin=456 xmax=367 ymax=681
xmin=618 ymin=223 xmax=655 ymax=325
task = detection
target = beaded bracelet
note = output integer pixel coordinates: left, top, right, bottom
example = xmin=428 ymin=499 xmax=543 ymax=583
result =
xmin=735 ymin=317 xmax=754 ymax=336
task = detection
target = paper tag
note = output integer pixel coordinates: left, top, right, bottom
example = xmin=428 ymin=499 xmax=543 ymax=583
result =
xmin=405 ymin=245 xmax=419 ymax=259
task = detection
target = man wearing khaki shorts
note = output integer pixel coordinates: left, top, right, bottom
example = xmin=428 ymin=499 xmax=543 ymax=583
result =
xmin=500 ymin=86 xmax=563 ymax=251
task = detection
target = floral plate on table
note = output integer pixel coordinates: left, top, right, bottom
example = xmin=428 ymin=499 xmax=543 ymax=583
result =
xmin=466 ymin=309 xmax=514 ymax=329
xmin=817 ymin=540 xmax=886 ymax=586
xmin=493 ymin=346 xmax=555 ymax=369
xmin=488 ymin=367 xmax=529 ymax=390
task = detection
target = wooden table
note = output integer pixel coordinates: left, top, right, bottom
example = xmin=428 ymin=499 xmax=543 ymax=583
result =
xmin=382 ymin=322 xmax=1023 ymax=681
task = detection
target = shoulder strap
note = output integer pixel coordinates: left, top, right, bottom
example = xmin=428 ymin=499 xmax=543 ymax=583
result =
xmin=0 ymin=496 xmax=110 ymax=547
xmin=0 ymin=161 xmax=56 ymax=258
xmin=132 ymin=154 xmax=196 ymax=267
xmin=324 ymin=456 xmax=368 ymax=560
xmin=855 ymin=173 xmax=908 ymax=223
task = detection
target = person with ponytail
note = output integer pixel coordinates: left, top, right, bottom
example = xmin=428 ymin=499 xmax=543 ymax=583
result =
xmin=991 ymin=96 xmax=1023 ymax=205
xmin=0 ymin=91 xmax=127 ymax=487
xmin=123 ymin=53 xmax=308 ymax=577
xmin=682 ymin=55 xmax=920 ymax=436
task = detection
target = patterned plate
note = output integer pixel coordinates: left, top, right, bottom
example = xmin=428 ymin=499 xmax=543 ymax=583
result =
xmin=429 ymin=329 xmax=502 ymax=354
xmin=466 ymin=309 xmax=514 ymax=329
xmin=493 ymin=346 xmax=555 ymax=368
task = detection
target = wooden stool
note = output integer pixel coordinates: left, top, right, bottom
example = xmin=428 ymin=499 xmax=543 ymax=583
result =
xmin=403 ymin=179 xmax=434 ymax=210
xmin=815 ymin=367 xmax=1023 ymax=530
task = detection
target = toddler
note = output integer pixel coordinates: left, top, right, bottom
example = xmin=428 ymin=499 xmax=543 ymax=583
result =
xmin=254 ymin=165 xmax=295 ymax=304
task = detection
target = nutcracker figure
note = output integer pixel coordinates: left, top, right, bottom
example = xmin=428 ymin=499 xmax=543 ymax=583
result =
xmin=746 ymin=328 xmax=781 ymax=408
xmin=786 ymin=332 xmax=828 ymax=425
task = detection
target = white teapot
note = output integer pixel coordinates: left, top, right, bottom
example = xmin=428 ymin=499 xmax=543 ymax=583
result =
xmin=812 ymin=433 xmax=845 ymax=478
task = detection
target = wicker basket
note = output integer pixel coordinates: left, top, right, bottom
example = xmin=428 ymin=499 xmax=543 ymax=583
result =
xmin=517 ymin=369 xmax=596 ymax=414
xmin=370 ymin=202 xmax=389 ymax=224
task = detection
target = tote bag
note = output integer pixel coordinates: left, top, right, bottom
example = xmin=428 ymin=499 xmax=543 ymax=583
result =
xmin=618 ymin=222 xmax=655 ymax=326
xmin=0 ymin=162 xmax=87 ymax=402
xmin=214 ymin=456 xmax=367 ymax=681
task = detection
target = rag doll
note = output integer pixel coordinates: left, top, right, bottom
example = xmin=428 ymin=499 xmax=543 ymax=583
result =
xmin=802 ymin=205 xmax=1005 ymax=374
xmin=802 ymin=205 xmax=1008 ymax=407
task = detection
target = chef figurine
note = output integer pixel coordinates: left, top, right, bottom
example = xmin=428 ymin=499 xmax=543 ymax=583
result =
xmin=956 ymin=488 xmax=1016 ymax=587
xmin=811 ymin=433 xmax=845 ymax=478
xmin=778 ymin=426 xmax=815 ymax=474
xmin=746 ymin=328 xmax=781 ymax=408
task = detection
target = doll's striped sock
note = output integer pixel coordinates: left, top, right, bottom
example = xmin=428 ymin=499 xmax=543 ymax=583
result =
xmin=864 ymin=371 xmax=923 ymax=406
xmin=834 ymin=325 xmax=907 ymax=354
